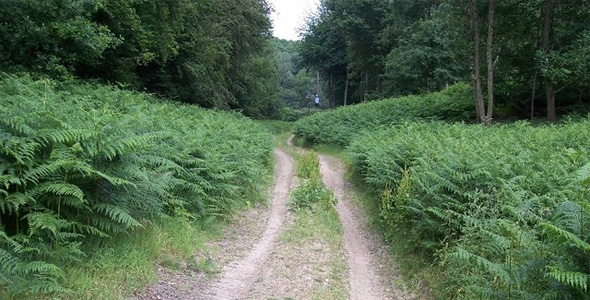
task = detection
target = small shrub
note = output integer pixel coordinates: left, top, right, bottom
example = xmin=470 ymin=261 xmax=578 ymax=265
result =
xmin=289 ymin=152 xmax=336 ymax=211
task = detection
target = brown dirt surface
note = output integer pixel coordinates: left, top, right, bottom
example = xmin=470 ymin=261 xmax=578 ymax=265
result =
xmin=318 ymin=154 xmax=417 ymax=300
xmin=202 ymin=148 xmax=295 ymax=300
xmin=134 ymin=140 xmax=417 ymax=300
xmin=133 ymin=148 xmax=294 ymax=300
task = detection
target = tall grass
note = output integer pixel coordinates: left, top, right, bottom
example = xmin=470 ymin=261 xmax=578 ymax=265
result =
xmin=349 ymin=120 xmax=590 ymax=299
xmin=0 ymin=74 xmax=273 ymax=297
xmin=293 ymin=83 xmax=474 ymax=146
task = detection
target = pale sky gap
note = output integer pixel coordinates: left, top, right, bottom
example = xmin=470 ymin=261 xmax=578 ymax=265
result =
xmin=269 ymin=0 xmax=321 ymax=40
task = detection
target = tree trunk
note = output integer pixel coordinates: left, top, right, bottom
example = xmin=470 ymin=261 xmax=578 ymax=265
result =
xmin=329 ymin=72 xmax=335 ymax=108
xmin=485 ymin=0 xmax=495 ymax=124
xmin=359 ymin=72 xmax=364 ymax=103
xmin=543 ymin=0 xmax=556 ymax=122
xmin=531 ymin=71 xmax=538 ymax=120
xmin=315 ymin=70 xmax=321 ymax=106
xmin=364 ymin=73 xmax=369 ymax=102
xmin=471 ymin=0 xmax=485 ymax=123
xmin=344 ymin=71 xmax=349 ymax=106
xmin=546 ymin=81 xmax=556 ymax=121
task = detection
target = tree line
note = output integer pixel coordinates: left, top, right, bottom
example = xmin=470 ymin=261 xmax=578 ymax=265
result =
xmin=300 ymin=0 xmax=590 ymax=122
xmin=0 ymin=0 xmax=282 ymax=118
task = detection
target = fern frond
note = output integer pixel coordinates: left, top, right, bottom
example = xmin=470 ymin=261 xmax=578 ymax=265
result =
xmin=17 ymin=260 xmax=64 ymax=278
xmin=0 ymin=249 xmax=19 ymax=273
xmin=0 ymin=117 xmax=35 ymax=136
xmin=93 ymin=203 xmax=142 ymax=228
xmin=1 ymin=193 xmax=34 ymax=215
xmin=100 ymin=132 xmax=170 ymax=160
xmin=36 ymin=129 xmax=96 ymax=145
xmin=449 ymin=247 xmax=511 ymax=284
xmin=0 ymin=174 xmax=23 ymax=189
xmin=23 ymin=163 xmax=61 ymax=184
xmin=68 ymin=222 xmax=109 ymax=238
xmin=89 ymin=169 xmax=135 ymax=187
xmin=578 ymin=162 xmax=590 ymax=186
xmin=541 ymin=222 xmax=590 ymax=252
xmin=0 ymin=231 xmax=24 ymax=253
xmin=0 ymin=136 xmax=40 ymax=164
xmin=546 ymin=267 xmax=590 ymax=291
xmin=35 ymin=182 xmax=85 ymax=200
xmin=26 ymin=212 xmax=72 ymax=239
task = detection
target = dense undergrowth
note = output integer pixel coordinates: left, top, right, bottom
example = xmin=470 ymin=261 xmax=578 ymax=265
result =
xmin=292 ymin=83 xmax=474 ymax=146
xmin=294 ymin=86 xmax=590 ymax=299
xmin=350 ymin=121 xmax=590 ymax=299
xmin=0 ymin=74 xmax=273 ymax=297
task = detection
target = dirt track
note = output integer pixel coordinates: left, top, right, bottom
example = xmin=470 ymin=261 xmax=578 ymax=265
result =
xmin=205 ymin=148 xmax=294 ymax=299
xmin=319 ymin=154 xmax=415 ymax=300
xmin=135 ymin=140 xmax=415 ymax=300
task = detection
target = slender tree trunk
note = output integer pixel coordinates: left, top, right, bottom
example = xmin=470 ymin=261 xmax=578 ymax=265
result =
xmin=364 ymin=73 xmax=369 ymax=102
xmin=344 ymin=71 xmax=349 ymax=106
xmin=485 ymin=0 xmax=495 ymax=124
xmin=329 ymin=72 xmax=335 ymax=108
xmin=531 ymin=71 xmax=538 ymax=120
xmin=315 ymin=70 xmax=320 ymax=106
xmin=360 ymin=72 xmax=367 ymax=102
xmin=471 ymin=0 xmax=485 ymax=123
xmin=543 ymin=0 xmax=556 ymax=122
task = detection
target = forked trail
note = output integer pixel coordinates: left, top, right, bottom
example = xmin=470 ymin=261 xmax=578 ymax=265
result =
xmin=136 ymin=140 xmax=415 ymax=299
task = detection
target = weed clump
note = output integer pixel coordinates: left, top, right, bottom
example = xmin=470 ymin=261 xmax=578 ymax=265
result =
xmin=289 ymin=152 xmax=336 ymax=211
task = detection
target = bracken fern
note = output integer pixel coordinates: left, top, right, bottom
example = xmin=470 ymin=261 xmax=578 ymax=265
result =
xmin=0 ymin=73 xmax=273 ymax=297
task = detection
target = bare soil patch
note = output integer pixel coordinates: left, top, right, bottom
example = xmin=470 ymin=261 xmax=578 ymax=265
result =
xmin=134 ymin=148 xmax=293 ymax=300
xmin=318 ymin=154 xmax=416 ymax=300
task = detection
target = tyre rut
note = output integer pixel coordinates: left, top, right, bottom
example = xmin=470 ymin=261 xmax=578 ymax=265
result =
xmin=203 ymin=148 xmax=294 ymax=299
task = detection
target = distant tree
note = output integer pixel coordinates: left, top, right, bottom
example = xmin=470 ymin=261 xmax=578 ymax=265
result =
xmin=274 ymin=39 xmax=315 ymax=109
xmin=382 ymin=2 xmax=465 ymax=96
xmin=0 ymin=0 xmax=119 ymax=77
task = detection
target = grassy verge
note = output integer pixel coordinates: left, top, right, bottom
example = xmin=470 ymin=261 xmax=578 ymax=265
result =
xmin=36 ymin=218 xmax=222 ymax=300
xmin=281 ymin=150 xmax=348 ymax=299
xmin=33 ymin=166 xmax=274 ymax=300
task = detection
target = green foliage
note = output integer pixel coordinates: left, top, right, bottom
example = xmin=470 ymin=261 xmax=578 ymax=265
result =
xmin=293 ymin=83 xmax=474 ymax=146
xmin=273 ymin=39 xmax=315 ymax=110
xmin=0 ymin=0 xmax=120 ymax=77
xmin=348 ymin=119 xmax=590 ymax=299
xmin=0 ymin=0 xmax=282 ymax=118
xmin=383 ymin=2 xmax=465 ymax=96
xmin=300 ymin=0 xmax=590 ymax=119
xmin=289 ymin=152 xmax=336 ymax=211
xmin=256 ymin=120 xmax=292 ymax=135
xmin=0 ymin=74 xmax=273 ymax=297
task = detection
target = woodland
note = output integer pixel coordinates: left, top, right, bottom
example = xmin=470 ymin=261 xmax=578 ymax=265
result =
xmin=1 ymin=0 xmax=590 ymax=299
xmin=295 ymin=1 xmax=590 ymax=299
